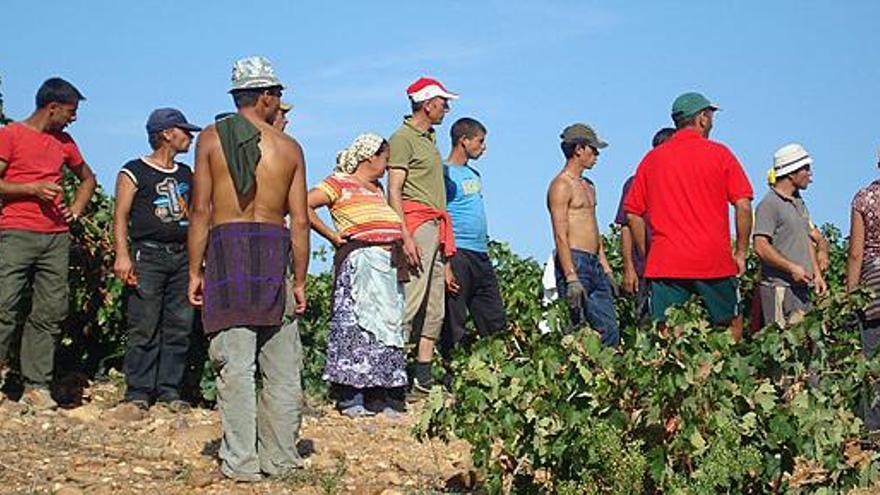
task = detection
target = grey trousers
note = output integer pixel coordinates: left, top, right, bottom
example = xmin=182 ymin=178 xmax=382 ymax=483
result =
xmin=208 ymin=320 xmax=304 ymax=477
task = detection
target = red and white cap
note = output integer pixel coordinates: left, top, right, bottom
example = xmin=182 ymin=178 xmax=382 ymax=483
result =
xmin=406 ymin=77 xmax=459 ymax=103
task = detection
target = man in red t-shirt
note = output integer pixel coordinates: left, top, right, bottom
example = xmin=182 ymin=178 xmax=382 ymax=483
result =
xmin=0 ymin=78 xmax=97 ymax=409
xmin=624 ymin=92 xmax=753 ymax=340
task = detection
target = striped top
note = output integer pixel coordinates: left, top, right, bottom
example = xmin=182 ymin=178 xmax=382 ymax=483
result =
xmin=316 ymin=174 xmax=403 ymax=243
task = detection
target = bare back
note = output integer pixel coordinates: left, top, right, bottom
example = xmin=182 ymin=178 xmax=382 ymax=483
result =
xmin=548 ymin=172 xmax=601 ymax=254
xmin=200 ymin=119 xmax=303 ymax=225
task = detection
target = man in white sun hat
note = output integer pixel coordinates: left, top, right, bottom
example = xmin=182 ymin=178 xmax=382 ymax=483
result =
xmin=188 ymin=55 xmax=309 ymax=481
xmin=387 ymin=77 xmax=458 ymax=393
xmin=753 ymin=143 xmax=828 ymax=326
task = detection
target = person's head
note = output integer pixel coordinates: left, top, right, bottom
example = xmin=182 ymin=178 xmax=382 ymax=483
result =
xmin=770 ymin=143 xmax=813 ymax=190
xmin=146 ymin=108 xmax=202 ymax=153
xmin=560 ymin=123 xmax=607 ymax=170
xmin=228 ymin=56 xmax=285 ymax=123
xmin=35 ymin=77 xmax=85 ymax=132
xmin=272 ymin=101 xmax=292 ymax=132
xmin=450 ymin=117 xmax=487 ymax=161
xmin=407 ymin=77 xmax=458 ymax=126
xmin=652 ymin=127 xmax=676 ymax=148
xmin=335 ymin=133 xmax=389 ymax=179
xmin=671 ymin=92 xmax=719 ymax=137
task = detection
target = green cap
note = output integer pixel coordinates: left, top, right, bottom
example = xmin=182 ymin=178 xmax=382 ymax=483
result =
xmin=671 ymin=92 xmax=719 ymax=120
xmin=560 ymin=123 xmax=608 ymax=149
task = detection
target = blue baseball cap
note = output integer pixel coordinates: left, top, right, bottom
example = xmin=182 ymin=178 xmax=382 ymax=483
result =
xmin=146 ymin=108 xmax=202 ymax=134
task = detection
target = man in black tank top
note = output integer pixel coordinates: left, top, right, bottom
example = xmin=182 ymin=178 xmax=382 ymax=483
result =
xmin=112 ymin=108 xmax=201 ymax=411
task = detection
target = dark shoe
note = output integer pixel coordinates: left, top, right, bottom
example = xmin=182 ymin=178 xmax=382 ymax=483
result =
xmin=129 ymin=399 xmax=150 ymax=411
xmin=411 ymin=376 xmax=435 ymax=395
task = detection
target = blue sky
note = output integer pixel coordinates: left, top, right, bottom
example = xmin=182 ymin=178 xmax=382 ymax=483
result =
xmin=3 ymin=1 xmax=879 ymax=267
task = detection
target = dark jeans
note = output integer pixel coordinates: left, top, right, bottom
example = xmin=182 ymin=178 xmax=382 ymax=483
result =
xmin=0 ymin=230 xmax=69 ymax=388
xmin=555 ymin=250 xmax=620 ymax=347
xmin=440 ymin=249 xmax=507 ymax=358
xmin=123 ymin=241 xmax=194 ymax=402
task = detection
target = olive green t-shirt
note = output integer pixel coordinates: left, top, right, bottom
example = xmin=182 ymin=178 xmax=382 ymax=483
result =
xmin=388 ymin=117 xmax=446 ymax=210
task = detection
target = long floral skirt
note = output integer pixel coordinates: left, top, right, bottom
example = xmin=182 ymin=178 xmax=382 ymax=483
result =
xmin=322 ymin=257 xmax=407 ymax=389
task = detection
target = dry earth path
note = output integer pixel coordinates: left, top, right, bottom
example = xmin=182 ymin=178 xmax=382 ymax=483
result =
xmin=0 ymin=381 xmax=472 ymax=494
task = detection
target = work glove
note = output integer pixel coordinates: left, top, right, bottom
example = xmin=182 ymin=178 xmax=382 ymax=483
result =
xmin=566 ymin=279 xmax=586 ymax=314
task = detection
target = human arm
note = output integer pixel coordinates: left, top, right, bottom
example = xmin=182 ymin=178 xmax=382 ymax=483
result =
xmin=733 ymin=198 xmax=752 ymax=277
xmin=445 ymin=260 xmax=460 ymax=294
xmin=548 ymin=178 xmax=586 ymax=309
xmin=626 ymin=214 xmax=648 ymax=259
xmin=847 ymin=208 xmax=865 ymax=292
xmin=187 ymin=130 xmax=214 ymax=307
xmin=387 ymin=168 xmax=420 ymax=268
xmin=807 ymin=234 xmax=827 ymax=295
xmin=598 ymin=237 xmax=613 ymax=276
xmin=620 ymin=225 xmax=639 ymax=294
xmin=0 ymin=159 xmax=63 ymax=201
xmin=753 ymin=235 xmax=812 ymax=284
xmin=64 ymin=162 xmax=97 ymax=220
xmin=306 ymin=187 xmax=345 ymax=247
xmin=287 ymin=140 xmax=310 ymax=315
xmin=112 ymin=172 xmax=137 ymax=284
xmin=810 ymin=226 xmax=830 ymax=273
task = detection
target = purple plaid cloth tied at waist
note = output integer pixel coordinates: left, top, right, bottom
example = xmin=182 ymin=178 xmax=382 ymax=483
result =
xmin=202 ymin=222 xmax=290 ymax=335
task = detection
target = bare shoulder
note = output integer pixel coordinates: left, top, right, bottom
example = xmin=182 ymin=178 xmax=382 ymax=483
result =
xmin=196 ymin=124 xmax=220 ymax=150
xmin=548 ymin=174 xmax=571 ymax=196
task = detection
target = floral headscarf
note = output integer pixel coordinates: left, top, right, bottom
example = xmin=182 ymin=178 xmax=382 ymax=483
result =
xmin=335 ymin=132 xmax=385 ymax=174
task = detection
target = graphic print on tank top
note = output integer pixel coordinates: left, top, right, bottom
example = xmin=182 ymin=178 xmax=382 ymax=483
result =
xmin=153 ymin=177 xmax=190 ymax=226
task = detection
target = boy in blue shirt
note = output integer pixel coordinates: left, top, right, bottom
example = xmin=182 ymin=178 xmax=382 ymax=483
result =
xmin=441 ymin=118 xmax=507 ymax=360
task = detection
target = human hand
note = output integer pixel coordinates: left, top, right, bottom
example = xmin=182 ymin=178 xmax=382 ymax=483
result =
xmin=566 ymin=279 xmax=586 ymax=313
xmin=814 ymin=274 xmax=828 ymax=296
xmin=292 ymin=283 xmax=307 ymax=315
xmin=790 ymin=264 xmax=812 ymax=284
xmin=734 ymin=250 xmax=747 ymax=277
xmin=58 ymin=205 xmax=80 ymax=223
xmin=445 ymin=263 xmax=460 ymax=294
xmin=402 ymin=233 xmax=421 ymax=269
xmin=332 ymin=233 xmax=348 ymax=248
xmin=188 ymin=273 xmax=204 ymax=307
xmin=622 ymin=265 xmax=639 ymax=295
xmin=113 ymin=254 xmax=137 ymax=286
xmin=30 ymin=181 xmax=63 ymax=202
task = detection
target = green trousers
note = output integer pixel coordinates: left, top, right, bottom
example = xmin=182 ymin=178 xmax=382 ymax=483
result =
xmin=0 ymin=229 xmax=69 ymax=388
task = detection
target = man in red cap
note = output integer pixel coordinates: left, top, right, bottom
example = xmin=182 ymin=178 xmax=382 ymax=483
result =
xmin=387 ymin=77 xmax=458 ymax=393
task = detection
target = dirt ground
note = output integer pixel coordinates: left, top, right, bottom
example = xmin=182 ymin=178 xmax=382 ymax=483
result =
xmin=0 ymin=379 xmax=473 ymax=494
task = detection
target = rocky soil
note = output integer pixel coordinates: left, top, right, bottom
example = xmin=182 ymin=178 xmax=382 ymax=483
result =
xmin=0 ymin=379 xmax=472 ymax=494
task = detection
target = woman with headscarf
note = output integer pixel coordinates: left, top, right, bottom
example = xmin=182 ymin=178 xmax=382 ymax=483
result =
xmin=307 ymin=133 xmax=408 ymax=417
xmin=847 ymin=150 xmax=880 ymax=429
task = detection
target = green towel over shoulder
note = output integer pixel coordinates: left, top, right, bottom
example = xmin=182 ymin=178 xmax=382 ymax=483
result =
xmin=216 ymin=113 xmax=261 ymax=196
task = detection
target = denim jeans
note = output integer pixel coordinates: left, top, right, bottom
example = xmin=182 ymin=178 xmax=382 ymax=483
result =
xmin=123 ymin=242 xmax=194 ymax=402
xmin=208 ymin=321 xmax=304 ymax=477
xmin=0 ymin=230 xmax=69 ymax=388
xmin=555 ymin=249 xmax=620 ymax=346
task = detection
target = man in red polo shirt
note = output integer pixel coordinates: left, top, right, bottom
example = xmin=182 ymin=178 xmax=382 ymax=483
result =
xmin=0 ymin=78 xmax=97 ymax=409
xmin=624 ymin=92 xmax=753 ymax=340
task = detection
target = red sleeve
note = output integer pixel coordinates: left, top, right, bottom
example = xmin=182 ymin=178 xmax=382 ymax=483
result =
xmin=724 ymin=150 xmax=753 ymax=203
xmin=59 ymin=132 xmax=85 ymax=168
xmin=0 ymin=126 xmax=13 ymax=163
xmin=623 ymin=157 xmax=649 ymax=216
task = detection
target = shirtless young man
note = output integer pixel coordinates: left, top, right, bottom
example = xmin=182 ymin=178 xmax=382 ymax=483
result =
xmin=187 ymin=56 xmax=309 ymax=482
xmin=547 ymin=124 xmax=619 ymax=346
